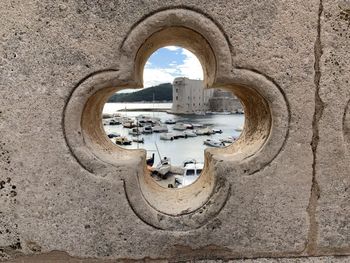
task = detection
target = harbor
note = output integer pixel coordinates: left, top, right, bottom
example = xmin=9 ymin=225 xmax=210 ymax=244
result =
xmin=103 ymin=102 xmax=244 ymax=187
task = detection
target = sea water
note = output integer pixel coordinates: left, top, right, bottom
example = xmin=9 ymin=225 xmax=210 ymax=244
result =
xmin=103 ymin=103 xmax=244 ymax=166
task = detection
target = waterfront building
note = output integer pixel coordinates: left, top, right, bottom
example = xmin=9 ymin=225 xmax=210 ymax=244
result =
xmin=171 ymin=77 xmax=242 ymax=114
xmin=171 ymin=77 xmax=214 ymax=114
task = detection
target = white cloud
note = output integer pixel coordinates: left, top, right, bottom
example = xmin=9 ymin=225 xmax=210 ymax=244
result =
xmin=163 ymin=68 xmax=178 ymax=74
xmin=142 ymin=47 xmax=203 ymax=87
xmin=143 ymin=68 xmax=177 ymax=87
xmin=163 ymin=46 xmax=181 ymax=51
xmin=177 ymin=49 xmax=203 ymax=80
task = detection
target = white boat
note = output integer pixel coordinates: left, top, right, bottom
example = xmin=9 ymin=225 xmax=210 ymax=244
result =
xmin=109 ymin=119 xmax=121 ymax=125
xmin=183 ymin=130 xmax=197 ymax=137
xmin=192 ymin=123 xmax=204 ymax=128
xmin=112 ymin=113 xmax=122 ymax=118
xmin=122 ymin=121 xmax=135 ymax=128
xmin=234 ymin=109 xmax=244 ymax=114
xmin=173 ymin=123 xmax=186 ymax=131
xmin=183 ymin=123 xmax=193 ymax=129
xmin=173 ymin=132 xmax=186 ymax=139
xmin=132 ymin=136 xmax=144 ymax=143
xmin=142 ymin=126 xmax=153 ymax=134
xmin=114 ymin=137 xmax=132 ymax=145
xmin=195 ymin=128 xmax=213 ymax=135
xmin=152 ymin=125 xmax=168 ymax=133
xmin=136 ymin=114 xmax=149 ymax=120
xmin=150 ymin=117 xmax=161 ymax=122
xmin=153 ymin=157 xmax=171 ymax=179
xmin=160 ymin=133 xmax=175 ymax=140
xmin=174 ymin=161 xmax=204 ymax=188
xmin=102 ymin=113 xmax=113 ymax=119
xmin=212 ymin=128 xmax=223 ymax=134
xmin=203 ymin=139 xmax=225 ymax=147
xmin=235 ymin=126 xmax=243 ymax=132
xmin=220 ymin=136 xmax=237 ymax=144
xmin=107 ymin=132 xmax=120 ymax=138
xmin=128 ymin=127 xmax=142 ymax=136
xmin=214 ymin=111 xmax=231 ymax=115
xmin=165 ymin=119 xmax=176 ymax=124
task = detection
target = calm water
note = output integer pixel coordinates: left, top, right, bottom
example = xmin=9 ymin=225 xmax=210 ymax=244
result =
xmin=103 ymin=103 xmax=244 ymax=166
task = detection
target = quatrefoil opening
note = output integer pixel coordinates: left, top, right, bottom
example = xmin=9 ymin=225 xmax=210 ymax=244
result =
xmin=64 ymin=8 xmax=289 ymax=230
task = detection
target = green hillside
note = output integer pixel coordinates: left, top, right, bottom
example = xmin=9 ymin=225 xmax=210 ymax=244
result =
xmin=108 ymin=83 xmax=172 ymax=102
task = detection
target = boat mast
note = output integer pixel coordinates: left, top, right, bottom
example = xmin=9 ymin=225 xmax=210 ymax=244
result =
xmin=154 ymin=142 xmax=162 ymax=162
xmin=152 ymin=92 xmax=155 ymax=118
xmin=136 ymin=118 xmax=139 ymax=149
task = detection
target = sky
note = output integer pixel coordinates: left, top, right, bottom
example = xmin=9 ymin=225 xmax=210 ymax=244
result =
xmin=143 ymin=46 xmax=203 ymax=88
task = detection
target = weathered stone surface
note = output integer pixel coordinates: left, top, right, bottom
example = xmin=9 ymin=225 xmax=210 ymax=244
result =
xmin=315 ymin=0 xmax=350 ymax=255
xmin=1 ymin=0 xmax=346 ymax=262
xmin=4 ymin=252 xmax=350 ymax=263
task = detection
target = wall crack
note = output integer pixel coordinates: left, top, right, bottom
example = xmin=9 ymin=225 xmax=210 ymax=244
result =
xmin=307 ymin=0 xmax=324 ymax=255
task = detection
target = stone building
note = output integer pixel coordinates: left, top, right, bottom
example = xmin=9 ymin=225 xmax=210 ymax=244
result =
xmin=171 ymin=77 xmax=213 ymax=114
xmin=209 ymin=89 xmax=243 ymax=113
xmin=1 ymin=1 xmax=350 ymax=262
xmin=171 ymin=77 xmax=242 ymax=114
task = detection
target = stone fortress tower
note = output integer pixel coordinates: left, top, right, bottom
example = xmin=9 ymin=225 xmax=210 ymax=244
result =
xmin=171 ymin=77 xmax=213 ymax=114
xmin=209 ymin=89 xmax=243 ymax=113
xmin=171 ymin=77 xmax=242 ymax=114
xmin=1 ymin=0 xmax=350 ymax=262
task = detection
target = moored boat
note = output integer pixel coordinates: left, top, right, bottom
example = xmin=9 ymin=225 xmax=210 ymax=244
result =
xmin=153 ymin=157 xmax=171 ymax=179
xmin=109 ymin=119 xmax=121 ymax=125
xmin=146 ymin=153 xmax=155 ymax=167
xmin=114 ymin=136 xmax=132 ymax=145
xmin=129 ymin=127 xmax=142 ymax=136
xmin=152 ymin=125 xmax=168 ymax=133
xmin=174 ymin=161 xmax=204 ymax=188
xmin=212 ymin=128 xmax=223 ymax=134
xmin=220 ymin=136 xmax=237 ymax=144
xmin=132 ymin=136 xmax=144 ymax=143
xmin=107 ymin=132 xmax=120 ymax=138
xmin=195 ymin=128 xmax=213 ymax=135
xmin=142 ymin=126 xmax=153 ymax=134
xmin=203 ymin=139 xmax=225 ymax=147
xmin=183 ymin=130 xmax=197 ymax=137
xmin=102 ymin=113 xmax=113 ymax=119
xmin=165 ymin=119 xmax=176 ymax=124
xmin=183 ymin=123 xmax=193 ymax=129
xmin=173 ymin=132 xmax=186 ymax=139
xmin=192 ymin=123 xmax=204 ymax=128
xmin=173 ymin=123 xmax=186 ymax=131
xmin=122 ymin=121 xmax=135 ymax=128
xmin=160 ymin=133 xmax=175 ymax=140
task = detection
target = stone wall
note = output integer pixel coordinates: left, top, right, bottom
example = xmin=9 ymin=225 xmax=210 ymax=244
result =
xmin=208 ymin=90 xmax=243 ymax=113
xmin=0 ymin=0 xmax=349 ymax=262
